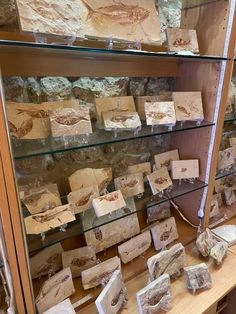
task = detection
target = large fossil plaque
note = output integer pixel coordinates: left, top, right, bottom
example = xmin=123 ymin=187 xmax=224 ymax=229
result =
xmin=145 ymin=101 xmax=176 ymax=126
xmin=114 ymin=173 xmax=144 ymax=198
xmin=166 ymin=28 xmax=199 ymax=53
xmin=147 ymin=167 xmax=173 ymax=195
xmin=170 ymin=159 xmax=199 ymax=180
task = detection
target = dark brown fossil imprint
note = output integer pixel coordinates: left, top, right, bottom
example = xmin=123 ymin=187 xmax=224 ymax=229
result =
xmin=155 ymin=177 xmax=168 ymax=185
xmin=93 ymin=227 xmax=103 ymax=241
xmin=41 ymin=275 xmax=70 ymax=298
xmin=98 ymin=193 xmax=119 ymax=202
xmin=55 ymin=115 xmax=89 ymax=126
xmin=16 ymin=108 xmax=49 ymax=119
xmin=148 ymin=291 xmax=166 ymax=306
xmin=147 ymin=112 xmax=172 ymax=120
xmin=99 ymin=178 xmax=110 ymax=192
xmin=88 ymin=266 xmax=120 ymax=285
xmin=111 ymin=115 xmax=134 ymax=123
xmin=111 ymin=288 xmax=125 ymax=306
xmin=181 ymin=168 xmax=187 ymax=172
xmin=177 ymin=106 xmax=191 ymax=117
xmin=71 ymin=256 xmax=96 ymax=268
xmin=23 ymin=189 xmax=47 ymax=205
xmin=173 ymin=38 xmax=191 ymax=47
xmin=9 ymin=119 xmax=34 ymax=138
xmin=32 ymin=208 xmax=68 ymax=223
xmin=76 ymin=192 xmax=94 ymax=207
xmin=123 ymin=179 xmax=138 ymax=188
xmin=37 ymin=253 xmax=60 ymax=276
xmin=160 ymin=227 xmax=173 ymax=241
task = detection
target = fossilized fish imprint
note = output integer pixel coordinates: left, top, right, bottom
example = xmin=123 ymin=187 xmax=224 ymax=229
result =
xmin=88 ymin=265 xmax=120 ymax=285
xmin=55 ymin=115 xmax=89 ymax=126
xmin=111 ymin=288 xmax=126 ymax=307
xmin=160 ymin=227 xmax=173 ymax=241
xmin=93 ymin=227 xmax=103 ymax=241
xmin=177 ymin=106 xmax=191 ymax=117
xmin=155 ymin=177 xmax=168 ymax=185
xmin=122 ymin=179 xmax=138 ymax=188
xmin=71 ymin=256 xmax=96 ymax=267
xmin=111 ymin=115 xmax=134 ymax=123
xmin=147 ymin=112 xmax=172 ymax=120
xmin=98 ymin=193 xmax=119 ymax=202
xmin=148 ymin=291 xmax=167 ymax=306
xmin=9 ymin=119 xmax=33 ymax=138
xmin=76 ymin=192 xmax=94 ymax=207
xmin=181 ymin=168 xmax=187 ymax=172
xmin=23 ymin=189 xmax=48 ymax=205
xmin=17 ymin=108 xmax=49 ymax=118
xmin=173 ymin=38 xmax=191 ymax=47
xmin=32 ymin=208 xmax=69 ymax=223
xmin=37 ymin=253 xmax=60 ymax=276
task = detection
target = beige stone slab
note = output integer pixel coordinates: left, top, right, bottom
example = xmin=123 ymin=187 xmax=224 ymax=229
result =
xmin=154 ymin=149 xmax=179 ymax=171
xmin=145 ymin=101 xmax=176 ymax=126
xmin=30 ymin=243 xmax=64 ymax=280
xmin=62 ymin=246 xmax=97 ymax=278
xmin=95 ymin=96 xmax=136 ymax=128
xmin=146 ymin=201 xmax=171 ymax=223
xmin=21 ymin=184 xmax=62 ymax=215
xmin=118 ymin=231 xmax=151 ymax=264
xmin=173 ymin=91 xmax=204 ymax=122
xmin=166 ymin=28 xmax=199 ymax=53
xmin=151 ymin=217 xmax=179 ymax=251
xmin=147 ymin=167 xmax=173 ymax=195
xmin=50 ymin=107 xmax=92 ymax=137
xmin=67 ymin=185 xmax=100 ymax=214
xmin=136 ymin=273 xmax=171 ymax=314
xmin=81 ymin=256 xmax=121 ymax=290
xmin=170 ymin=160 xmax=199 ymax=180
xmin=95 ymin=270 xmax=126 ymax=314
xmin=92 ymin=191 xmax=126 ymax=218
xmin=210 ymin=241 xmax=228 ymax=265
xmin=212 ymin=225 xmax=236 ymax=246
xmin=36 ymin=267 xmax=75 ymax=314
xmin=223 ymin=187 xmax=236 ymax=206
xmin=114 ymin=173 xmax=144 ymax=198
xmin=24 ymin=204 xmax=76 ymax=235
xmin=135 ymin=96 xmax=159 ymax=121
xmin=128 ymin=162 xmax=151 ymax=182
xmin=68 ymin=167 xmax=112 ymax=193
xmin=42 ymin=299 xmax=76 ymax=314
xmin=184 ymin=263 xmax=212 ymax=292
xmin=218 ymin=148 xmax=235 ymax=170
xmin=229 ymin=137 xmax=236 ymax=146
xmin=147 ymin=243 xmax=186 ymax=281
xmin=103 ymin=111 xmax=141 ymax=130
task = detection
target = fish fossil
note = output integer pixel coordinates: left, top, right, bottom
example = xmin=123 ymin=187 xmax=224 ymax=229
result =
xmin=173 ymin=38 xmax=191 ymax=47
xmin=155 ymin=177 xmax=168 ymax=185
xmin=16 ymin=108 xmax=49 ymax=119
xmin=147 ymin=112 xmax=172 ymax=120
xmin=55 ymin=115 xmax=89 ymax=126
xmin=9 ymin=118 xmax=33 ymax=138
xmin=37 ymin=253 xmax=60 ymax=276
xmin=122 ymin=179 xmax=138 ymax=188
xmin=98 ymin=178 xmax=111 ymax=192
xmin=177 ymin=106 xmax=191 ymax=117
xmin=111 ymin=115 xmax=134 ymax=123
xmin=40 ymin=275 xmax=70 ymax=299
xmin=148 ymin=291 xmax=167 ymax=306
xmin=71 ymin=256 xmax=95 ymax=268
xmin=160 ymin=227 xmax=173 ymax=242
xmin=32 ymin=208 xmax=68 ymax=223
xmin=181 ymin=168 xmax=187 ymax=172
xmin=23 ymin=189 xmax=48 ymax=205
xmin=98 ymin=193 xmax=119 ymax=202
xmin=76 ymin=192 xmax=94 ymax=207
xmin=81 ymin=0 xmax=150 ymax=26
xmin=93 ymin=227 xmax=103 ymax=241
xmin=88 ymin=265 xmax=120 ymax=285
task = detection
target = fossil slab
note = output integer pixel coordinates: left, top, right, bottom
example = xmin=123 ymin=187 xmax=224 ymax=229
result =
xmin=229 ymin=137 xmax=236 ymax=146
xmin=114 ymin=173 xmax=144 ymax=198
xmin=42 ymin=299 xmax=76 ymax=314
xmin=83 ymin=199 xmax=140 ymax=253
xmin=170 ymin=160 xmax=199 ymax=180
xmin=136 ymin=273 xmax=172 ymax=314
xmin=135 ymin=96 xmax=159 ymax=121
xmin=145 ymin=101 xmax=176 ymax=126
xmin=62 ymin=246 xmax=97 ymax=278
xmin=151 ymin=217 xmax=179 ymax=251
xmin=211 ymin=225 xmax=236 ymax=246
xmin=184 ymin=263 xmax=212 ymax=292
xmin=147 ymin=201 xmax=171 ymax=223
xmin=128 ymin=162 xmax=151 ymax=182
xmin=218 ymin=148 xmax=234 ymax=170
xmin=103 ymin=111 xmax=141 ymax=130
xmin=21 ymin=184 xmax=62 ymax=215
xmin=147 ymin=243 xmax=185 ymax=281
xmin=30 ymin=243 xmax=64 ymax=280
xmin=95 ymin=96 xmax=136 ymax=128
xmin=24 ymin=204 xmax=76 ymax=235
xmin=172 ymin=91 xmax=204 ymax=122
xmin=68 ymin=167 xmax=112 ymax=193
xmin=36 ymin=267 xmax=75 ymax=314
xmin=166 ymin=28 xmax=199 ymax=53
xmin=81 ymin=256 xmax=121 ymax=290
xmin=50 ymin=107 xmax=92 ymax=137
xmin=210 ymin=241 xmax=228 ymax=265
xmin=154 ymin=149 xmax=179 ymax=171
xmin=223 ymin=187 xmax=236 ymax=206
xmin=67 ymin=185 xmax=100 ymax=214
xmin=92 ymin=190 xmax=126 ymax=217
xmin=196 ymin=228 xmax=218 ymax=258
xmin=147 ymin=167 xmax=173 ymax=195
xmin=95 ymin=270 xmax=126 ymax=314
xmin=118 ymin=231 xmax=151 ymax=264
xmin=210 ymin=194 xmax=221 ymax=219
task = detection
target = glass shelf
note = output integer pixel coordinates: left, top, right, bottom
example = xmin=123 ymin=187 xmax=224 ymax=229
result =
xmin=216 ymin=164 xmax=236 ymax=180
xmin=13 ymin=120 xmax=214 ymax=160
xmin=224 ymin=114 xmax=236 ymax=123
xmin=0 ymin=40 xmax=229 ymax=62
xmin=27 ymin=179 xmax=207 ymax=254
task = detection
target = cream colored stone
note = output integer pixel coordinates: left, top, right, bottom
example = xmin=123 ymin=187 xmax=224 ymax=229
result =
xmin=103 ymin=111 xmax=141 ymax=130
xmin=42 ymin=299 xmax=76 ymax=314
xmin=154 ymin=149 xmax=179 ymax=171
xmin=114 ymin=173 xmax=144 ymax=198
xmin=145 ymin=101 xmax=176 ymax=126
xmin=166 ymin=28 xmax=199 ymax=53
xmin=147 ymin=167 xmax=173 ymax=195
xmin=212 ymin=225 xmax=236 ymax=246
xmin=184 ymin=263 xmax=212 ymax=291
xmin=135 ymin=96 xmax=159 ymax=121
xmin=170 ymin=159 xmax=199 ymax=180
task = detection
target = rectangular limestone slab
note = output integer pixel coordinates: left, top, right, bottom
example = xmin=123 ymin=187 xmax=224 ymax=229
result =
xmin=128 ymin=162 xmax=151 ymax=182
xmin=24 ymin=204 xmax=76 ymax=235
xmin=170 ymin=159 xmax=199 ymax=180
xmin=62 ymin=246 xmax=97 ymax=278
xmin=95 ymin=270 xmax=126 ymax=314
xmin=184 ymin=263 xmax=212 ymax=292
xmin=118 ymin=231 xmax=151 ymax=264
xmin=103 ymin=111 xmax=141 ymax=130
xmin=147 ymin=167 xmax=173 ymax=195
xmin=30 ymin=243 xmax=64 ymax=280
xmin=211 ymin=225 xmax=236 ymax=246
xmin=42 ymin=299 xmax=76 ymax=314
xmin=145 ymin=101 xmax=176 ymax=126
xmin=114 ymin=173 xmax=144 ymax=198
xmin=135 ymin=96 xmax=159 ymax=121
xmin=147 ymin=201 xmax=171 ymax=223
xmin=68 ymin=167 xmax=112 ymax=193
xmin=166 ymin=28 xmax=199 ymax=53
xmin=136 ymin=273 xmax=171 ymax=314
xmin=151 ymin=217 xmax=179 ymax=251
xmin=67 ymin=185 xmax=100 ymax=214
xmin=36 ymin=267 xmax=75 ymax=314
xmin=172 ymin=91 xmax=204 ymax=122
xmin=21 ymin=184 xmax=62 ymax=215
xmin=218 ymin=148 xmax=235 ymax=170
xmin=147 ymin=243 xmax=185 ymax=281
xmin=95 ymin=96 xmax=136 ymax=128
xmin=154 ymin=149 xmax=179 ymax=171
xmin=92 ymin=190 xmax=126 ymax=218
xmin=81 ymin=256 xmax=121 ymax=290
xmin=50 ymin=107 xmax=92 ymax=137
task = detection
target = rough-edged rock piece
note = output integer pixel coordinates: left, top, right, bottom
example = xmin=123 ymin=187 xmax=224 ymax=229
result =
xmin=25 ymin=77 xmax=41 ymax=103
xmin=184 ymin=263 xmax=212 ymax=292
xmin=42 ymin=299 xmax=76 ymax=314
xmin=196 ymin=228 xmax=217 ymax=257
xmin=210 ymin=241 xmax=228 ymax=265
xmin=95 ymin=270 xmax=127 ymax=314
xmin=3 ymin=77 xmax=25 ymax=102
xmin=147 ymin=243 xmax=185 ymax=281
xmin=118 ymin=231 xmax=151 ymax=264
xmin=81 ymin=256 xmax=121 ymax=290
xmin=136 ymin=273 xmax=172 ymax=314
xmin=40 ymin=77 xmax=72 ymax=101
xmin=147 ymin=202 xmax=171 ymax=223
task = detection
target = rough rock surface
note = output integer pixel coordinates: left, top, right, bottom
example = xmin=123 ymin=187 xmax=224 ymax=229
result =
xmin=40 ymin=77 xmax=72 ymax=101
xmin=128 ymin=78 xmax=148 ymax=97
xmin=210 ymin=241 xmax=228 ymax=265
xmin=146 ymin=77 xmax=174 ymax=95
xmin=3 ymin=77 xmax=25 ymax=102
xmin=25 ymin=77 xmax=41 ymax=103
xmin=0 ymin=0 xmax=17 ymax=27
xmin=184 ymin=263 xmax=212 ymax=292
xmin=196 ymin=228 xmax=218 ymax=257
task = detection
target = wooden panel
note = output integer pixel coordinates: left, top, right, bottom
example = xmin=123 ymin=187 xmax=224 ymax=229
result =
xmin=181 ymin=0 xmax=229 ymax=56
